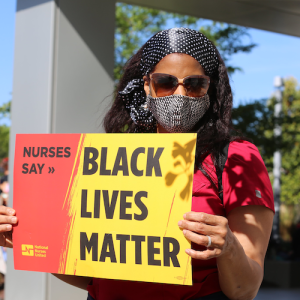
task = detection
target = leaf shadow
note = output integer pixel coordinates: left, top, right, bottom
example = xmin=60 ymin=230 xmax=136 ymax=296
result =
xmin=165 ymin=139 xmax=196 ymax=201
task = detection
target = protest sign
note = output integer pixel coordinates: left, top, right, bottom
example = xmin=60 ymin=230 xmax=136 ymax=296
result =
xmin=13 ymin=133 xmax=196 ymax=285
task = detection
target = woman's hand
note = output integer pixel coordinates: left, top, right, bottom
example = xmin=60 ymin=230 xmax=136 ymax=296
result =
xmin=0 ymin=205 xmax=17 ymax=248
xmin=179 ymin=207 xmax=274 ymax=300
xmin=178 ymin=211 xmax=234 ymax=259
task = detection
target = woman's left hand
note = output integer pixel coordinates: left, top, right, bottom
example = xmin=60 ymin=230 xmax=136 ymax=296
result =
xmin=178 ymin=211 xmax=235 ymax=260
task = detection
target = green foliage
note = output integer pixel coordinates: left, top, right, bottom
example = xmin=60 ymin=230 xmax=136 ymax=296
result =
xmin=115 ymin=4 xmax=169 ymax=80
xmin=233 ymin=78 xmax=300 ymax=205
xmin=280 ymin=78 xmax=300 ymax=205
xmin=196 ymin=22 xmax=256 ymax=73
xmin=232 ymin=99 xmax=274 ymax=168
xmin=115 ymin=3 xmax=256 ymax=81
xmin=0 ymin=101 xmax=11 ymax=118
xmin=0 ymin=101 xmax=11 ymax=159
xmin=0 ymin=125 xmax=9 ymax=159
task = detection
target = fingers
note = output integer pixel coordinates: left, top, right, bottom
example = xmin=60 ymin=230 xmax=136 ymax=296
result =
xmin=183 ymin=211 xmax=228 ymax=227
xmin=0 ymin=206 xmax=18 ymax=232
xmin=0 ymin=206 xmax=15 ymax=216
xmin=182 ymin=229 xmax=225 ymax=250
xmin=0 ymin=224 xmax=12 ymax=232
xmin=183 ymin=229 xmax=210 ymax=247
xmin=0 ymin=215 xmax=17 ymax=225
xmin=178 ymin=212 xmax=230 ymax=260
xmin=0 ymin=232 xmax=13 ymax=248
xmin=178 ymin=215 xmax=228 ymax=239
xmin=185 ymin=248 xmax=222 ymax=260
xmin=178 ymin=219 xmax=215 ymax=236
xmin=0 ymin=206 xmax=15 ymax=248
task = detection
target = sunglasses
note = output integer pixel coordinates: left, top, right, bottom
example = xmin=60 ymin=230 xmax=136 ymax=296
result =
xmin=149 ymin=73 xmax=210 ymax=97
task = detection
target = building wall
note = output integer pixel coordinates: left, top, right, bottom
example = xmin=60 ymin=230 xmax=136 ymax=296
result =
xmin=7 ymin=1 xmax=115 ymax=299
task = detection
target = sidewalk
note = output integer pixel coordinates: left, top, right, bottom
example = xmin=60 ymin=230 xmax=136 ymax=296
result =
xmin=255 ymin=289 xmax=300 ymax=299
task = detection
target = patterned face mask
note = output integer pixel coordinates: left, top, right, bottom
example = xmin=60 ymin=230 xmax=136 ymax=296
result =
xmin=146 ymin=93 xmax=210 ymax=133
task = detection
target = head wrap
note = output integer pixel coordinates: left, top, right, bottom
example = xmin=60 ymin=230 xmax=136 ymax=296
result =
xmin=119 ymin=28 xmax=219 ymax=132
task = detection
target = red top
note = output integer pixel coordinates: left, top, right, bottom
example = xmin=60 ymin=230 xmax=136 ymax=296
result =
xmin=87 ymin=141 xmax=274 ymax=300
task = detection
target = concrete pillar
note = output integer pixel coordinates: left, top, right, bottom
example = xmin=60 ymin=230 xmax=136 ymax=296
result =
xmin=7 ymin=0 xmax=115 ymax=299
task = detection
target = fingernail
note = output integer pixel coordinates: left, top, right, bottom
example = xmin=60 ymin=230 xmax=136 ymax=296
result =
xmin=178 ymin=220 xmax=182 ymax=227
xmin=183 ymin=229 xmax=187 ymax=235
xmin=11 ymin=217 xmax=17 ymax=223
xmin=183 ymin=213 xmax=186 ymax=219
xmin=6 ymin=225 xmax=12 ymax=230
xmin=185 ymin=249 xmax=191 ymax=254
xmin=8 ymin=209 xmax=15 ymax=215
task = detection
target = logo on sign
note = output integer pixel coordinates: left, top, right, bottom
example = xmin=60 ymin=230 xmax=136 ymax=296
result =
xmin=22 ymin=244 xmax=34 ymax=256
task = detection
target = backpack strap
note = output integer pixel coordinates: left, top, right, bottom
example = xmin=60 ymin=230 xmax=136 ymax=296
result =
xmin=218 ymin=142 xmax=230 ymax=204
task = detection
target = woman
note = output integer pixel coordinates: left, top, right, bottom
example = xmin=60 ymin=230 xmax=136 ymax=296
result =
xmin=0 ymin=28 xmax=274 ymax=300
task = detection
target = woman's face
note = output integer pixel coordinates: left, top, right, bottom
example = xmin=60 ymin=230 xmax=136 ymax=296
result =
xmin=143 ymin=53 xmax=206 ymax=133
xmin=143 ymin=53 xmax=205 ymax=97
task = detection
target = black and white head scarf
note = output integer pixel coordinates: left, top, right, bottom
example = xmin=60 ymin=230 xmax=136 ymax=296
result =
xmin=119 ymin=28 xmax=219 ymax=132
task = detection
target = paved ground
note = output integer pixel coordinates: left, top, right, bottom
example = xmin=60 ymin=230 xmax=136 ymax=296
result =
xmin=255 ymin=289 xmax=300 ymax=299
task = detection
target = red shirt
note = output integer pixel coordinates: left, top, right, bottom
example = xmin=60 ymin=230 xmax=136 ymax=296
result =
xmin=87 ymin=141 xmax=274 ymax=299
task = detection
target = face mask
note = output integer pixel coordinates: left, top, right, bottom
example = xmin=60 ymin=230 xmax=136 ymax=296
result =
xmin=146 ymin=94 xmax=210 ymax=133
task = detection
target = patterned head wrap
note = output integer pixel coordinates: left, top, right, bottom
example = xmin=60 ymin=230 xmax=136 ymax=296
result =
xmin=119 ymin=28 xmax=219 ymax=132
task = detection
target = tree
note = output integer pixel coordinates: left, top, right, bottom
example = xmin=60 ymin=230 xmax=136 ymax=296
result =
xmin=115 ymin=3 xmax=256 ymax=81
xmin=0 ymin=101 xmax=11 ymax=159
xmin=232 ymin=78 xmax=300 ymax=205
xmin=231 ymin=99 xmax=274 ymax=170
xmin=0 ymin=125 xmax=9 ymax=159
xmin=279 ymin=78 xmax=300 ymax=205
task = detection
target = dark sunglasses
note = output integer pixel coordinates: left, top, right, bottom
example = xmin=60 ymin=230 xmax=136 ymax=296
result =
xmin=149 ymin=73 xmax=210 ymax=97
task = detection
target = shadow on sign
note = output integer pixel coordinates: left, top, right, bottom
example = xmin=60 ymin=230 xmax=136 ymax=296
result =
xmin=165 ymin=139 xmax=196 ymax=201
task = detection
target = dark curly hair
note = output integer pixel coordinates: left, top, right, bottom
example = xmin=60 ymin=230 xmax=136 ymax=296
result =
xmin=104 ymin=35 xmax=241 ymax=191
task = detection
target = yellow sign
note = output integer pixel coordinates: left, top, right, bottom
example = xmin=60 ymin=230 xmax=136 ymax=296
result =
xmin=14 ymin=133 xmax=196 ymax=285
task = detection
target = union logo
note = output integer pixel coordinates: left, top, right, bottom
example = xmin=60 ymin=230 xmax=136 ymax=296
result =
xmin=21 ymin=244 xmax=34 ymax=256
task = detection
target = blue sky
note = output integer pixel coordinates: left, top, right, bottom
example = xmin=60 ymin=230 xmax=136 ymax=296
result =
xmin=1 ymin=1 xmax=300 ymax=111
xmin=0 ymin=1 xmax=15 ymax=108
xmin=230 ymin=29 xmax=300 ymax=105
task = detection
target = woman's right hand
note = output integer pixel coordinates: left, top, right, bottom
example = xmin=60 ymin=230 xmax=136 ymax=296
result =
xmin=0 ymin=205 xmax=17 ymax=248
